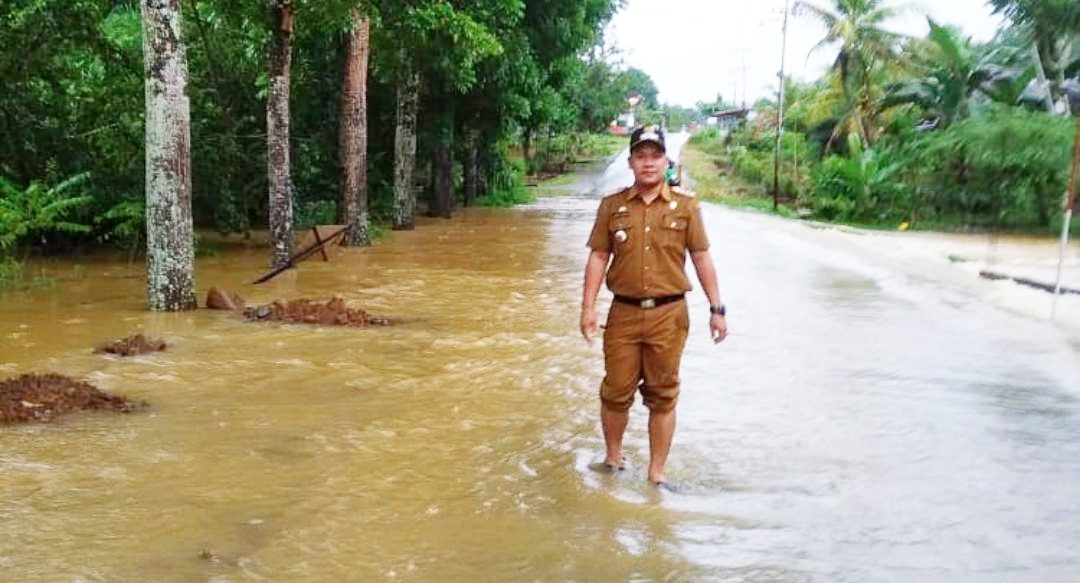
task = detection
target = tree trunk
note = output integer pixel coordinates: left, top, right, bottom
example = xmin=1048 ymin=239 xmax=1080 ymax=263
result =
xmin=522 ymin=129 xmax=533 ymax=170
xmin=392 ymin=63 xmax=420 ymax=231
xmin=267 ymin=1 xmax=294 ymax=267
xmin=140 ymin=0 xmax=196 ymax=312
xmin=338 ymin=10 xmax=370 ymax=246
xmin=462 ymin=127 xmax=480 ymax=207
xmin=431 ymin=144 xmax=452 ymax=217
xmin=476 ymin=142 xmax=489 ymax=199
xmin=430 ymin=106 xmax=454 ymax=218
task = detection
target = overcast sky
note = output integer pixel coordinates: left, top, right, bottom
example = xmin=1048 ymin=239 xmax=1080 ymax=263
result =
xmin=604 ymin=0 xmax=1009 ymax=107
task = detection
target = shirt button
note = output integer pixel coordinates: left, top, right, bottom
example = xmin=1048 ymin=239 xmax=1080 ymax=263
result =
xmin=645 ymin=226 xmax=651 ymax=232
xmin=645 ymin=245 xmax=650 ymax=251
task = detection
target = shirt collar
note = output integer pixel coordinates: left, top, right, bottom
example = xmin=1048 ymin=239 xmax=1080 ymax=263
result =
xmin=626 ymin=183 xmax=672 ymax=203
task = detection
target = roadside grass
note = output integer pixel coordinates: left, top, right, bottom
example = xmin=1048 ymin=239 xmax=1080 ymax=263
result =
xmin=538 ymin=173 xmax=577 ymax=187
xmin=529 ymin=170 xmax=586 ymax=199
xmin=681 ymin=141 xmax=799 ymax=219
xmin=491 ymin=133 xmax=625 ymax=205
xmin=576 ymin=134 xmax=626 ymax=162
xmin=475 ymin=188 xmax=535 ymax=207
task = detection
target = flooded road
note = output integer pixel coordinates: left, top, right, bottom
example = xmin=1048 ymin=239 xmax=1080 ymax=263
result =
xmin=2 ymin=150 xmax=1080 ymax=582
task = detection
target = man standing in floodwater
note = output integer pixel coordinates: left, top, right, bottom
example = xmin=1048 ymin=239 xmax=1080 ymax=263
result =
xmin=580 ymin=126 xmax=728 ymax=489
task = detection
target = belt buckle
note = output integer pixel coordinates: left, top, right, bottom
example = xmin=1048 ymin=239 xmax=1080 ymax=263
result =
xmin=640 ymin=298 xmax=656 ymax=309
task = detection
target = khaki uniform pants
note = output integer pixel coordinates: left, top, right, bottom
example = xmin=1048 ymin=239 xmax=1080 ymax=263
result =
xmin=600 ymin=299 xmax=689 ymax=413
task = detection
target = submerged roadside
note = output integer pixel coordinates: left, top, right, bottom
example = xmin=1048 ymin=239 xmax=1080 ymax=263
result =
xmin=678 ymin=139 xmax=1080 ymax=338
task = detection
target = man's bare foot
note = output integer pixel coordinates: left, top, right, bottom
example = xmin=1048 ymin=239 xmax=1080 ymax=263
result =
xmin=653 ymin=480 xmax=678 ymax=493
xmin=588 ymin=457 xmax=625 ymax=473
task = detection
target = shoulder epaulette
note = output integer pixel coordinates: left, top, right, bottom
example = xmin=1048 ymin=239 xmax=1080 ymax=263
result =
xmin=671 ymin=185 xmax=697 ymax=198
xmin=603 ymin=187 xmax=632 ymax=199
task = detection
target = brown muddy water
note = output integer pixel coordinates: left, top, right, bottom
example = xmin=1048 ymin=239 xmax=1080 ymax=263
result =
xmin=2 ymin=160 xmax=1080 ymax=582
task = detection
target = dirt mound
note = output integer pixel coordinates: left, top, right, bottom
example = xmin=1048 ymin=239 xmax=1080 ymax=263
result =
xmin=243 ymin=297 xmax=390 ymax=327
xmin=94 ymin=334 xmax=167 ymax=356
xmin=1 ymin=374 xmax=145 ymax=425
xmin=205 ymin=286 xmax=246 ymax=311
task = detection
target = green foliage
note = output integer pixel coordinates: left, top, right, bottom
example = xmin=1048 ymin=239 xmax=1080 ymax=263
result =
xmin=688 ymin=128 xmax=723 ymax=151
xmin=96 ymin=199 xmax=145 ymax=252
xmin=477 ymin=145 xmax=532 ymax=207
xmin=295 ymin=200 xmax=338 ymax=229
xmin=988 ymin=0 xmax=1079 ymax=110
xmin=393 ymin=2 xmax=505 ymax=93
xmin=526 ymin=132 xmax=623 ymax=175
xmin=810 ymin=134 xmax=904 ymax=221
xmin=0 ymin=173 xmax=93 ymax=252
xmin=576 ymin=133 xmax=626 ymax=159
xmin=902 ymin=105 xmax=1073 ymax=227
xmin=677 ymin=3 xmax=1077 ymax=233
xmin=1 ymin=0 xmax=629 ymax=249
xmin=883 ymin=19 xmax=1031 ymax=125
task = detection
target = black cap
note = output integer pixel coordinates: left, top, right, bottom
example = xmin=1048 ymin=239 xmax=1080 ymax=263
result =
xmin=630 ymin=126 xmax=665 ymax=153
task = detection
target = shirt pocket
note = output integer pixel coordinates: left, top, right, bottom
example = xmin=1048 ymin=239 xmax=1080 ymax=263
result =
xmin=659 ymin=213 xmax=688 ymax=250
xmin=609 ymin=219 xmax=634 ymax=248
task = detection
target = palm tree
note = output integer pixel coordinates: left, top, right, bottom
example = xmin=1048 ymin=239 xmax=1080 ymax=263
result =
xmin=883 ymin=19 xmax=1027 ymax=125
xmin=988 ymin=0 xmax=1080 ymax=111
xmin=794 ymin=0 xmax=907 ymax=145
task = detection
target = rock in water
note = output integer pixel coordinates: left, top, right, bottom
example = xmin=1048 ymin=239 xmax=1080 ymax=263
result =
xmin=94 ymin=334 xmax=167 ymax=356
xmin=206 ymin=287 xmax=246 ymax=311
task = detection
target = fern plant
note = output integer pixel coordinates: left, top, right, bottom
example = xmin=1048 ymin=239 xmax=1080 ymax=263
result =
xmin=0 ymin=172 xmax=94 ymax=252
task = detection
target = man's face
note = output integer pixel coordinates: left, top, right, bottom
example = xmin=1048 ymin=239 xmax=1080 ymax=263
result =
xmin=629 ymin=143 xmax=666 ymax=187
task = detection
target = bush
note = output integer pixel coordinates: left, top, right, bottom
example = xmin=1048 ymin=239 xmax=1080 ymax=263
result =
xmin=808 ymin=135 xmax=904 ymax=223
xmin=477 ymin=144 xmax=532 ymax=207
xmin=96 ymin=198 xmax=144 ymax=253
xmin=295 ymin=199 xmax=337 ymax=229
xmin=912 ymin=106 xmax=1073 ymax=228
xmin=527 ymin=132 xmax=626 ymax=175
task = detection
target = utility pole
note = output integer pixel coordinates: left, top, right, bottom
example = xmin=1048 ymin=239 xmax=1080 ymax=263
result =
xmin=1052 ymin=99 xmax=1080 ymax=320
xmin=741 ymin=44 xmax=748 ymax=108
xmin=772 ymin=0 xmax=789 ymax=211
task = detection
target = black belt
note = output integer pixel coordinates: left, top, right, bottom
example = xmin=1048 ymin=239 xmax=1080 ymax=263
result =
xmin=613 ymin=294 xmax=685 ymax=309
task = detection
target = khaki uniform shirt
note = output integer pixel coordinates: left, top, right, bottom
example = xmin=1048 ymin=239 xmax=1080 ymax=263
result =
xmin=586 ymin=183 xmax=709 ymax=298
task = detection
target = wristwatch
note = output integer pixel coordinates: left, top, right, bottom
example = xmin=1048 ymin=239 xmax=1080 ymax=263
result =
xmin=710 ymin=304 xmax=726 ymax=316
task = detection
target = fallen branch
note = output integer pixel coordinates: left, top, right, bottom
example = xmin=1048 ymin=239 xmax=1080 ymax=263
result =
xmin=252 ymin=225 xmax=350 ymax=284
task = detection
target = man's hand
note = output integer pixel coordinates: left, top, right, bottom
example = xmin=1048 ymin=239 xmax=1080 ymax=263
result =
xmin=581 ymin=306 xmax=599 ymax=343
xmin=710 ymin=314 xmax=727 ymax=344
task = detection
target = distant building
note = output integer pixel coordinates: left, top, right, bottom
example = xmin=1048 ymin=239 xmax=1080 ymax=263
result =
xmin=710 ymin=107 xmax=749 ymax=135
xmin=608 ymin=111 xmax=635 ymax=136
